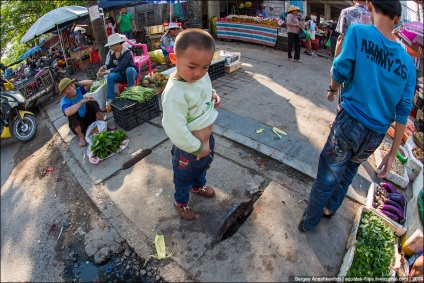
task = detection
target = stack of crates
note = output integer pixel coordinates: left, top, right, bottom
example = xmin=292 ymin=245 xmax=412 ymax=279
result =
xmin=208 ymin=59 xmax=225 ymax=81
xmin=111 ymin=95 xmax=162 ymax=131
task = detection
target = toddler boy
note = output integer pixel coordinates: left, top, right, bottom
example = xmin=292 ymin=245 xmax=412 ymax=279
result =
xmin=162 ymin=29 xmax=221 ymax=220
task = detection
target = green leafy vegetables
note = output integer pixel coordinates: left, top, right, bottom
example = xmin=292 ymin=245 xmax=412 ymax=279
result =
xmin=91 ymin=130 xmax=127 ymax=159
xmin=90 ymin=78 xmax=106 ymax=93
xmin=118 ymin=86 xmax=155 ymax=103
xmin=347 ymin=212 xmax=396 ymax=277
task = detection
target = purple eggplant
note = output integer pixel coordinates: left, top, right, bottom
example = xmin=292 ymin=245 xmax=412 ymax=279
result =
xmin=379 ymin=204 xmax=405 ymax=218
xmin=388 ymin=193 xmax=406 ymax=205
xmin=385 ymin=199 xmax=403 ymax=211
xmin=380 ymin=182 xmax=395 ymax=194
xmin=378 ymin=208 xmax=400 ymax=221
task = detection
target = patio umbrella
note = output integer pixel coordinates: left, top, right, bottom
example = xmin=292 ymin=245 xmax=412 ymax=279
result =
xmin=20 ymin=6 xmax=89 ymax=66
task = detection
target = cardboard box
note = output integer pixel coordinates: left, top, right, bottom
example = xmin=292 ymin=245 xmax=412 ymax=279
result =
xmin=340 ymin=206 xmax=400 ymax=279
xmin=365 ymin=183 xmax=407 ymax=237
xmin=347 ymin=206 xmax=403 ymax=248
xmin=149 ymin=25 xmax=164 ymax=35
xmin=400 ymin=194 xmax=424 ymax=256
xmin=225 ymin=61 xmax=242 ymax=74
xmin=374 ymin=141 xmax=409 ymax=188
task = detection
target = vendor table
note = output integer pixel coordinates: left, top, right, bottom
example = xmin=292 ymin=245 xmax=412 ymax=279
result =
xmin=70 ymin=46 xmax=93 ymax=71
xmin=216 ymin=22 xmax=278 ymax=47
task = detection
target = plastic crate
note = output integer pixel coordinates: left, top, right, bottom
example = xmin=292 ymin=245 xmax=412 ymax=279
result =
xmin=130 ymin=46 xmax=144 ymax=57
xmin=208 ymin=60 xmax=225 ymax=81
xmin=111 ymin=95 xmax=162 ymax=131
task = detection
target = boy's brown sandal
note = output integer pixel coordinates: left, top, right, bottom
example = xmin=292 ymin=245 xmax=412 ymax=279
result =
xmin=191 ymin=186 xmax=215 ymax=198
xmin=175 ymin=203 xmax=196 ymax=220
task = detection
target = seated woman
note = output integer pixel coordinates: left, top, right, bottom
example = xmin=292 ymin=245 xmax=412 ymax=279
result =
xmin=160 ymin=22 xmax=179 ymax=63
xmin=256 ymin=4 xmax=267 ymax=18
xmin=59 ymin=78 xmax=116 ymax=147
xmin=98 ymin=33 xmax=138 ymax=107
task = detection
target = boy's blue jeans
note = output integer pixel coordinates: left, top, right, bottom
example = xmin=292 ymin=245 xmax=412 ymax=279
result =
xmin=302 ymin=109 xmax=384 ymax=231
xmin=106 ymin=67 xmax=138 ymax=100
xmin=171 ymin=134 xmax=215 ymax=205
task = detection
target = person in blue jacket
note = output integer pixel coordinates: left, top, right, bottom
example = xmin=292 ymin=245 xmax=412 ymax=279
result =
xmin=98 ymin=33 xmax=139 ymax=107
xmin=256 ymin=4 xmax=267 ymax=18
xmin=299 ymin=0 xmax=416 ymax=233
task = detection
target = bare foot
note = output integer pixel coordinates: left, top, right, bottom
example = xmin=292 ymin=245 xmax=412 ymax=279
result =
xmin=79 ymin=137 xmax=87 ymax=147
xmin=107 ymin=124 xmax=117 ymax=131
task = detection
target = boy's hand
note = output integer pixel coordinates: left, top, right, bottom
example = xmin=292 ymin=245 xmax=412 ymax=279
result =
xmin=212 ymin=93 xmax=221 ymax=108
xmin=196 ymin=145 xmax=210 ymax=160
xmin=327 ymin=91 xmax=337 ymax=102
xmin=377 ymin=154 xmax=395 ymax=178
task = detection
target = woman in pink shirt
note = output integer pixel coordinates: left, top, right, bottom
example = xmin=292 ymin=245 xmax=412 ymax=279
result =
xmin=285 ymin=5 xmax=303 ymax=62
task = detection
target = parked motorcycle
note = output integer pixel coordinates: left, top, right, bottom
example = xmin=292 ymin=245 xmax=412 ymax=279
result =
xmin=1 ymin=90 xmax=37 ymax=143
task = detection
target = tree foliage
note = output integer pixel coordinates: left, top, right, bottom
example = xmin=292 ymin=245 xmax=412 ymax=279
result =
xmin=0 ymin=0 xmax=85 ymax=66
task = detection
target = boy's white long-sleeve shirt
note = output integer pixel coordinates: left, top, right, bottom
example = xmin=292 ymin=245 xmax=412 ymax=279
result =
xmin=161 ymin=73 xmax=218 ymax=154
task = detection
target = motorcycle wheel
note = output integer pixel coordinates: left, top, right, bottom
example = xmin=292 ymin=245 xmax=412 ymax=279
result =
xmin=12 ymin=114 xmax=37 ymax=143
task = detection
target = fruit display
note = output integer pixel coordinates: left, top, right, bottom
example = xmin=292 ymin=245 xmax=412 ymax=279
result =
xmin=219 ymin=15 xmax=283 ymax=27
xmin=245 ymin=2 xmax=252 ymax=8
xmin=141 ymin=71 xmax=169 ymax=93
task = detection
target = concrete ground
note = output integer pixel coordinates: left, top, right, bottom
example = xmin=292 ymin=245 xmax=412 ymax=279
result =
xmin=42 ymin=41 xmax=381 ymax=281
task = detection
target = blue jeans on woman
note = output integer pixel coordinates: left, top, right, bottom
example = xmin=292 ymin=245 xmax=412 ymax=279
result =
xmin=106 ymin=67 xmax=138 ymax=100
xmin=301 ymin=109 xmax=385 ymax=231
xmin=171 ymin=134 xmax=215 ymax=205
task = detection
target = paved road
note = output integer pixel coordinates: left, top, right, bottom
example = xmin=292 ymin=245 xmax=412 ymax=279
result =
xmin=38 ymin=40 xmax=375 ymax=281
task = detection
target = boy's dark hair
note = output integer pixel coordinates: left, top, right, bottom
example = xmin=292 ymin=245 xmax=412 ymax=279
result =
xmin=174 ymin=28 xmax=215 ymax=56
xmin=369 ymin=0 xmax=401 ymax=19
xmin=305 ymin=16 xmax=311 ymax=21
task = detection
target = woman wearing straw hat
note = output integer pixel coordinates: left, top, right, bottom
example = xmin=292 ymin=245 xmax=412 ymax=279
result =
xmin=161 ymin=22 xmax=179 ymax=63
xmin=98 ymin=33 xmax=139 ymax=108
xmin=285 ymin=5 xmax=303 ymax=62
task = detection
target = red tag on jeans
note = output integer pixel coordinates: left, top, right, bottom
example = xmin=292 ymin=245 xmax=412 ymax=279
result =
xmin=178 ymin=157 xmax=188 ymax=169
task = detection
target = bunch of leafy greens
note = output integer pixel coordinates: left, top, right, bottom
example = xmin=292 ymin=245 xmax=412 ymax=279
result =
xmin=118 ymin=86 xmax=155 ymax=103
xmin=91 ymin=130 xmax=127 ymax=159
xmin=347 ymin=212 xmax=395 ymax=277
xmin=90 ymin=78 xmax=106 ymax=93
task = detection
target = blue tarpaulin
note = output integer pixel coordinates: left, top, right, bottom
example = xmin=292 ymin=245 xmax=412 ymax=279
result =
xmin=18 ymin=46 xmax=40 ymax=60
xmin=98 ymin=0 xmax=149 ymax=9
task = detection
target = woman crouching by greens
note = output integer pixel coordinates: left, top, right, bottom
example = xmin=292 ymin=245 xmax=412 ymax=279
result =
xmin=98 ymin=33 xmax=139 ymax=108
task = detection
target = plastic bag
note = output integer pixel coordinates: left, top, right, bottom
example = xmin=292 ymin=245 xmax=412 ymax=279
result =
xmin=304 ymin=30 xmax=311 ymax=40
xmin=299 ymin=29 xmax=306 ymax=39
xmin=148 ymin=50 xmax=166 ymax=63
xmin=85 ymin=120 xmax=107 ymax=145
xmin=325 ymin=38 xmax=331 ymax=47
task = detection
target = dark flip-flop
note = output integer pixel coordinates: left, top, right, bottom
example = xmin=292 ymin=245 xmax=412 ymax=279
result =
xmin=321 ymin=213 xmax=333 ymax=220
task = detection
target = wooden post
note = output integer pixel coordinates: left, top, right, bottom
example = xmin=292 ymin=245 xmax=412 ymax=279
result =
xmin=87 ymin=0 xmax=108 ymax=65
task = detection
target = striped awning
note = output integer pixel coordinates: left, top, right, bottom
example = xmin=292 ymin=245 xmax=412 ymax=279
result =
xmin=216 ymin=22 xmax=278 ymax=47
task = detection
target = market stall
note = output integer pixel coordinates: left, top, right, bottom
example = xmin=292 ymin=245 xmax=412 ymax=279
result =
xmin=216 ymin=15 xmax=283 ymax=47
